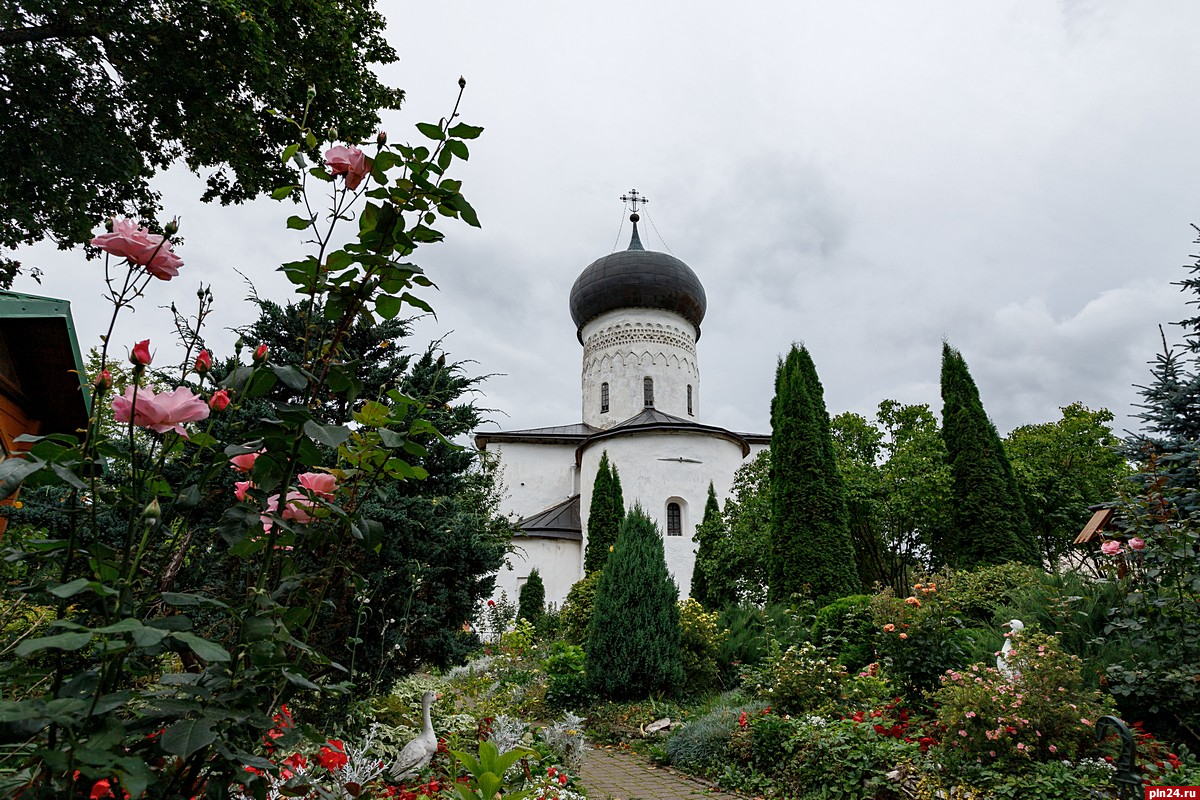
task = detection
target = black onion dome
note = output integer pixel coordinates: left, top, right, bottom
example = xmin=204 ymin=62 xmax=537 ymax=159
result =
xmin=569 ymin=223 xmax=707 ymax=341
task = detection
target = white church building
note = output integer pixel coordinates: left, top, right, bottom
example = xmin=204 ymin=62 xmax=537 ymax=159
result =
xmin=476 ymin=202 xmax=769 ymax=608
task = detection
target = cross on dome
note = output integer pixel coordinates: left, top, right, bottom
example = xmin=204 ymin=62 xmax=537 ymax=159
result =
xmin=620 ymin=189 xmax=648 ymax=217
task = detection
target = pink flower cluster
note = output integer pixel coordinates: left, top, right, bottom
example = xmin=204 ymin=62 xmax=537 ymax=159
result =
xmin=112 ymin=386 xmax=209 ymax=437
xmin=91 ymin=218 xmax=183 ymax=280
xmin=324 ymin=145 xmax=370 ymax=190
xmin=229 ymin=451 xmax=339 ymax=529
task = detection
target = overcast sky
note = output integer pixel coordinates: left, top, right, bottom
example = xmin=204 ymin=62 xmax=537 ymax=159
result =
xmin=14 ymin=1 xmax=1200 ymax=441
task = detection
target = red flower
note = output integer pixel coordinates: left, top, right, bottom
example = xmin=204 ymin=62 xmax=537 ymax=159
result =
xmin=317 ymin=740 xmax=348 ymax=771
xmin=131 ymin=339 xmax=153 ymax=366
xmin=90 ymin=779 xmax=115 ymax=799
xmin=253 ymin=343 xmax=269 ymax=364
xmin=195 ymin=349 xmax=212 ymax=374
xmin=283 ymin=752 xmax=307 ymax=771
xmin=209 ymin=389 xmax=231 ymax=411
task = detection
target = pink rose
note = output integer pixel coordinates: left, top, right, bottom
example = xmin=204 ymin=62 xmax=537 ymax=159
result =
xmin=298 ymin=472 xmax=338 ymax=500
xmin=131 ymin=339 xmax=153 ymax=366
xmin=261 ymin=491 xmax=316 ymax=530
xmin=1101 ymin=540 xmax=1122 ymax=556
xmin=1129 ymin=537 xmax=1146 ymax=551
xmin=111 ymin=386 xmax=209 ymax=437
xmin=324 ymin=145 xmax=369 ymax=190
xmin=229 ymin=449 xmax=264 ymax=473
xmin=91 ymin=217 xmax=183 ymax=280
xmin=234 ymin=480 xmax=255 ymax=502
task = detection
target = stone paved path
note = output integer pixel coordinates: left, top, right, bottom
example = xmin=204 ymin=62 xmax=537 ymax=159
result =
xmin=577 ymin=746 xmax=744 ymax=800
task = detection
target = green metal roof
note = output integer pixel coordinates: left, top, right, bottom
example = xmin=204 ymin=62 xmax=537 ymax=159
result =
xmin=0 ymin=290 xmax=92 ymax=436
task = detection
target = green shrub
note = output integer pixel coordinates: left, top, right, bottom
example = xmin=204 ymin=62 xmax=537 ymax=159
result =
xmin=586 ymin=507 xmax=683 ymax=700
xmin=544 ymin=641 xmax=589 ymax=711
xmin=812 ymin=594 xmax=876 ymax=672
xmin=560 ymin=571 xmax=601 ymax=646
xmin=937 ymin=562 xmax=1042 ymax=623
xmin=770 ymin=717 xmax=917 ymax=799
xmin=871 ymin=589 xmax=968 ymax=698
xmin=667 ymin=705 xmax=744 ymax=772
xmin=930 ymin=632 xmax=1115 ymax=771
xmin=748 ymin=641 xmax=846 ymax=715
xmin=679 ymin=598 xmax=726 ymax=694
xmin=517 ymin=568 xmax=545 ymax=626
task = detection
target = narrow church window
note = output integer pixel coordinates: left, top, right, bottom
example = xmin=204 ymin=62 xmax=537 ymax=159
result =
xmin=667 ymin=502 xmax=682 ymax=536
xmin=687 ymin=385 xmax=693 ymax=416
xmin=644 ymin=377 xmax=654 ymax=408
xmin=601 ymin=382 xmax=609 ymax=413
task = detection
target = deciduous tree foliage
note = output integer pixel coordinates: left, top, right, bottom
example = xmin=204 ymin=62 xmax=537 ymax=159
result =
xmin=832 ymin=401 xmax=951 ymax=593
xmin=768 ymin=345 xmax=859 ymax=605
xmin=1005 ymin=402 xmax=1128 ymax=568
xmin=586 ymin=506 xmax=683 ymax=699
xmin=584 ymin=451 xmax=624 ymax=573
xmin=939 ymin=342 xmax=1037 ymax=568
xmin=0 ymin=0 xmax=404 ymax=284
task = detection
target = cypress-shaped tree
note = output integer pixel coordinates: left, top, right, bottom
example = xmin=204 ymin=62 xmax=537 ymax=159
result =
xmin=689 ymin=482 xmax=724 ymax=608
xmin=584 ymin=451 xmax=624 ymax=573
xmin=586 ymin=506 xmax=684 ymax=699
xmin=939 ymin=342 xmax=1037 ymax=567
xmin=517 ymin=568 xmax=546 ymax=626
xmin=768 ymin=345 xmax=860 ymax=605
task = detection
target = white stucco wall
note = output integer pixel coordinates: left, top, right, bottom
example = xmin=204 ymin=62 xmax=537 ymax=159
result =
xmin=578 ymin=431 xmax=748 ymax=596
xmin=490 ymin=441 xmax=578 ymax=520
xmin=580 ymin=308 xmax=700 ymax=428
xmin=494 ymin=536 xmax=581 ymax=613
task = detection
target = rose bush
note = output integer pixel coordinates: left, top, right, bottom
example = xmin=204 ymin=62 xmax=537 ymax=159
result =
xmin=0 ymin=87 xmax=485 ymax=798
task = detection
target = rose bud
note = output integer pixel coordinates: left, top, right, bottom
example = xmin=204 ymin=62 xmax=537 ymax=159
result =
xmin=209 ymin=389 xmax=231 ymax=411
xmin=130 ymin=339 xmax=153 ymax=367
xmin=195 ymin=349 xmax=212 ymax=375
xmin=377 ymin=130 xmax=387 ymax=145
xmin=253 ymin=343 xmax=269 ymax=364
xmin=93 ymin=369 xmax=112 ymax=393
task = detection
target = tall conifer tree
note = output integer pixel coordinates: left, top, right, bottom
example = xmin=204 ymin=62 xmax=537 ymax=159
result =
xmin=584 ymin=451 xmax=624 ymax=573
xmin=939 ymin=342 xmax=1037 ymax=567
xmin=586 ymin=506 xmax=683 ymax=699
xmin=768 ymin=345 xmax=860 ymax=605
xmin=689 ymin=482 xmax=725 ymax=608
xmin=517 ymin=568 xmax=546 ymax=626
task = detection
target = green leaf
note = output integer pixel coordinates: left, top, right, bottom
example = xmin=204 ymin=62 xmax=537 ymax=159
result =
xmin=48 ymin=577 xmax=91 ymax=598
xmin=376 ymin=294 xmax=403 ymax=320
xmin=304 ymin=421 xmax=351 ymax=448
xmin=170 ymin=632 xmax=231 ymax=662
xmin=416 ymin=122 xmax=445 ymax=141
xmin=271 ymin=364 xmax=310 ymax=391
xmin=448 ymin=123 xmax=484 ymax=140
xmin=447 ymin=139 xmax=469 ymax=160
xmin=50 ymin=462 xmax=86 ymax=490
xmin=271 ymin=185 xmax=298 ymax=200
xmin=286 ymin=215 xmax=312 ymax=230
xmin=281 ymin=143 xmax=300 ymax=164
xmin=281 ymin=669 xmax=320 ymax=690
xmin=15 ymin=631 xmax=92 ymax=656
xmin=161 ymin=592 xmax=228 ymax=609
xmin=0 ymin=456 xmax=43 ymax=501
xmin=161 ymin=718 xmax=216 ymax=759
xmin=353 ymin=400 xmax=391 ymax=427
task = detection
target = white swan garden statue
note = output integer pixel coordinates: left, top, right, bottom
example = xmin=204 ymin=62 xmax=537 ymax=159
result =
xmin=997 ymin=619 xmax=1024 ymax=681
xmin=389 ymin=690 xmax=438 ymax=782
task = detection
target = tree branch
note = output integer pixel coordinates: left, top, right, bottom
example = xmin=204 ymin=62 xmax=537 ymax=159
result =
xmin=0 ymin=22 xmax=90 ymax=47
